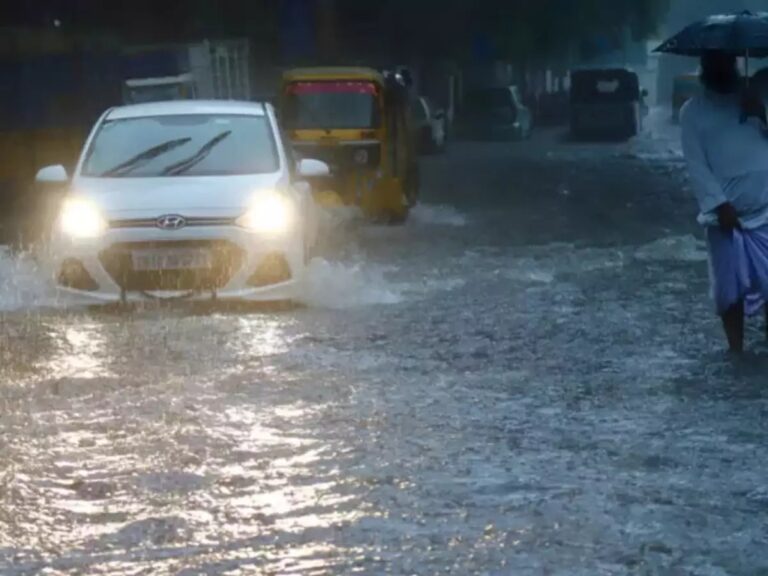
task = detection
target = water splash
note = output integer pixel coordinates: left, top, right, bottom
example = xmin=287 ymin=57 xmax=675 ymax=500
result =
xmin=0 ymin=248 xmax=58 ymax=312
xmin=299 ymin=258 xmax=403 ymax=309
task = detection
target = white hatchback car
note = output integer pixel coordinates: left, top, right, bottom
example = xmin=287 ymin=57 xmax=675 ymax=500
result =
xmin=35 ymin=100 xmax=329 ymax=304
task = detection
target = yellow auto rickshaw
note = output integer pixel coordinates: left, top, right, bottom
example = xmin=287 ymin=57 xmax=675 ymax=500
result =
xmin=280 ymin=67 xmax=419 ymax=223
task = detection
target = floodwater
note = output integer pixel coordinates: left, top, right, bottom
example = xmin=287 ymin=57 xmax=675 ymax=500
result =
xmin=2 ymin=116 xmax=768 ymax=575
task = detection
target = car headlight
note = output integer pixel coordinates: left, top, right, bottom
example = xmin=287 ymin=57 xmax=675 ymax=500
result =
xmin=236 ymin=191 xmax=295 ymax=235
xmin=59 ymin=198 xmax=107 ymax=239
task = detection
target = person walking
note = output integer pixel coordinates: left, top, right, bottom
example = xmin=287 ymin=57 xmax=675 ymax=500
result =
xmin=681 ymin=51 xmax=768 ymax=352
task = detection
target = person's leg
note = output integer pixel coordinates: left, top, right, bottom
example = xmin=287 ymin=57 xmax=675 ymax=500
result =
xmin=707 ymin=226 xmax=746 ymax=352
xmin=721 ymin=299 xmax=745 ymax=353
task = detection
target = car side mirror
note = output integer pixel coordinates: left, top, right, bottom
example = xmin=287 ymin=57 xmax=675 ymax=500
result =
xmin=35 ymin=164 xmax=69 ymax=184
xmin=297 ymin=158 xmax=330 ymax=178
xmin=641 ymin=88 xmax=649 ymax=98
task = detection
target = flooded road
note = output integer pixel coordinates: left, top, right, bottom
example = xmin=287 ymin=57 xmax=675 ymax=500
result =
xmin=2 ymin=123 xmax=768 ymax=575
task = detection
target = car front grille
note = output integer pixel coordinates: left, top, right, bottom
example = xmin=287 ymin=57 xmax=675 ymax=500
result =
xmin=99 ymin=240 xmax=244 ymax=292
xmin=109 ymin=216 xmax=236 ymax=229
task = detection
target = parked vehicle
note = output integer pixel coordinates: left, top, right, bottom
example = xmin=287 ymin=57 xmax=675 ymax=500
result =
xmin=411 ymin=96 xmax=446 ymax=154
xmin=569 ymin=68 xmax=643 ymax=141
xmin=34 ymin=100 xmax=328 ymax=304
xmin=457 ymin=85 xmax=532 ymax=141
xmin=671 ymin=73 xmax=700 ymax=123
xmin=280 ymin=66 xmax=419 ymax=223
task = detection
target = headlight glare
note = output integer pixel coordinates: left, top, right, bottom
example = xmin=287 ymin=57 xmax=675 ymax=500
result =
xmin=236 ymin=192 xmax=295 ymax=235
xmin=59 ymin=198 xmax=106 ymax=238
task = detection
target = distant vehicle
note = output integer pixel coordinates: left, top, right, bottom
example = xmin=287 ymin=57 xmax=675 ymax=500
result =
xmin=280 ymin=66 xmax=419 ymax=223
xmin=569 ymin=68 xmax=644 ymax=141
xmin=123 ymin=73 xmax=197 ymax=104
xmin=34 ymin=100 xmax=329 ymax=304
xmin=122 ymin=40 xmax=252 ymax=104
xmin=458 ymin=85 xmax=532 ymax=141
xmin=412 ymin=96 xmax=447 ymax=154
xmin=671 ymin=73 xmax=700 ymax=123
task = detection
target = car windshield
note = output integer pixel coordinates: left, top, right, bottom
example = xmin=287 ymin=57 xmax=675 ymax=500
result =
xmin=282 ymin=81 xmax=380 ymax=130
xmin=81 ymin=114 xmax=278 ymax=177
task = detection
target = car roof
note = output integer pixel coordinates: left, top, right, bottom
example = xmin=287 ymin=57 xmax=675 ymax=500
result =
xmin=106 ymin=100 xmax=267 ymax=120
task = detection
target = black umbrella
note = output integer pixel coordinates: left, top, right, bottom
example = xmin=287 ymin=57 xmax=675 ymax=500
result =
xmin=655 ymin=10 xmax=768 ymax=76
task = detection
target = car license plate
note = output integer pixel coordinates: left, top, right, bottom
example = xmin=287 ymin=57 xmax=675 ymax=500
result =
xmin=132 ymin=248 xmax=212 ymax=271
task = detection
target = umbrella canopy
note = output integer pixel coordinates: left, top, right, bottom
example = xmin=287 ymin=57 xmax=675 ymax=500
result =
xmin=655 ymin=10 xmax=768 ymax=58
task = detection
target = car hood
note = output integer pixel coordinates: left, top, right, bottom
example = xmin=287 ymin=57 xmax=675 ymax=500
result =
xmin=73 ymin=173 xmax=287 ymax=219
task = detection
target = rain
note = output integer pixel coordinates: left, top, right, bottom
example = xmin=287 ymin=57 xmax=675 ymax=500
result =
xmin=2 ymin=1 xmax=768 ymax=574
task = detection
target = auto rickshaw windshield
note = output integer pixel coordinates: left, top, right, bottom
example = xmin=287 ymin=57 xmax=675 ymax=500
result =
xmin=282 ymin=81 xmax=381 ymax=130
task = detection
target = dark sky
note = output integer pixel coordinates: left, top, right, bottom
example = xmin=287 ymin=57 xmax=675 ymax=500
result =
xmin=0 ymin=1 xmax=280 ymax=41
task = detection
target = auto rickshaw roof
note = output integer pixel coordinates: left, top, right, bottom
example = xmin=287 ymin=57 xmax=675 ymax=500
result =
xmin=282 ymin=67 xmax=384 ymax=84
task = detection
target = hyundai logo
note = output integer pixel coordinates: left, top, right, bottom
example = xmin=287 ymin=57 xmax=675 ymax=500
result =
xmin=156 ymin=214 xmax=187 ymax=230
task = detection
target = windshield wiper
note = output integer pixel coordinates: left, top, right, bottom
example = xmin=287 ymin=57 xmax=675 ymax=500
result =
xmin=100 ymin=137 xmax=192 ymax=177
xmin=161 ymin=131 xmax=232 ymax=176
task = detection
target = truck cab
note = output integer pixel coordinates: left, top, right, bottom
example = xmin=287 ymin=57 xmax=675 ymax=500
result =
xmin=123 ymin=73 xmax=197 ymax=104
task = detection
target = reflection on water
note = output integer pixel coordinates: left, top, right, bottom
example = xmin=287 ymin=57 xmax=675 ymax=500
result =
xmin=46 ymin=322 xmax=112 ymax=379
xmin=0 ymin=305 xmax=381 ymax=574
xmin=3 ymin=230 xmax=768 ymax=573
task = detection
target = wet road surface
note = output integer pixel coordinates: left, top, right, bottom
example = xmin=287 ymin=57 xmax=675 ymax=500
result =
xmin=2 ymin=119 xmax=768 ymax=575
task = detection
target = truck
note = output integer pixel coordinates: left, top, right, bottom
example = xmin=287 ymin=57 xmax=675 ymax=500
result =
xmin=122 ymin=39 xmax=252 ymax=104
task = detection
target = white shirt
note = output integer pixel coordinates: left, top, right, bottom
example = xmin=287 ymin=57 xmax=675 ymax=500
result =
xmin=680 ymin=91 xmax=768 ymax=228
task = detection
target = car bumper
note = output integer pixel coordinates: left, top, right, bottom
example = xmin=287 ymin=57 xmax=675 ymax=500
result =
xmin=46 ymin=224 xmax=305 ymax=303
